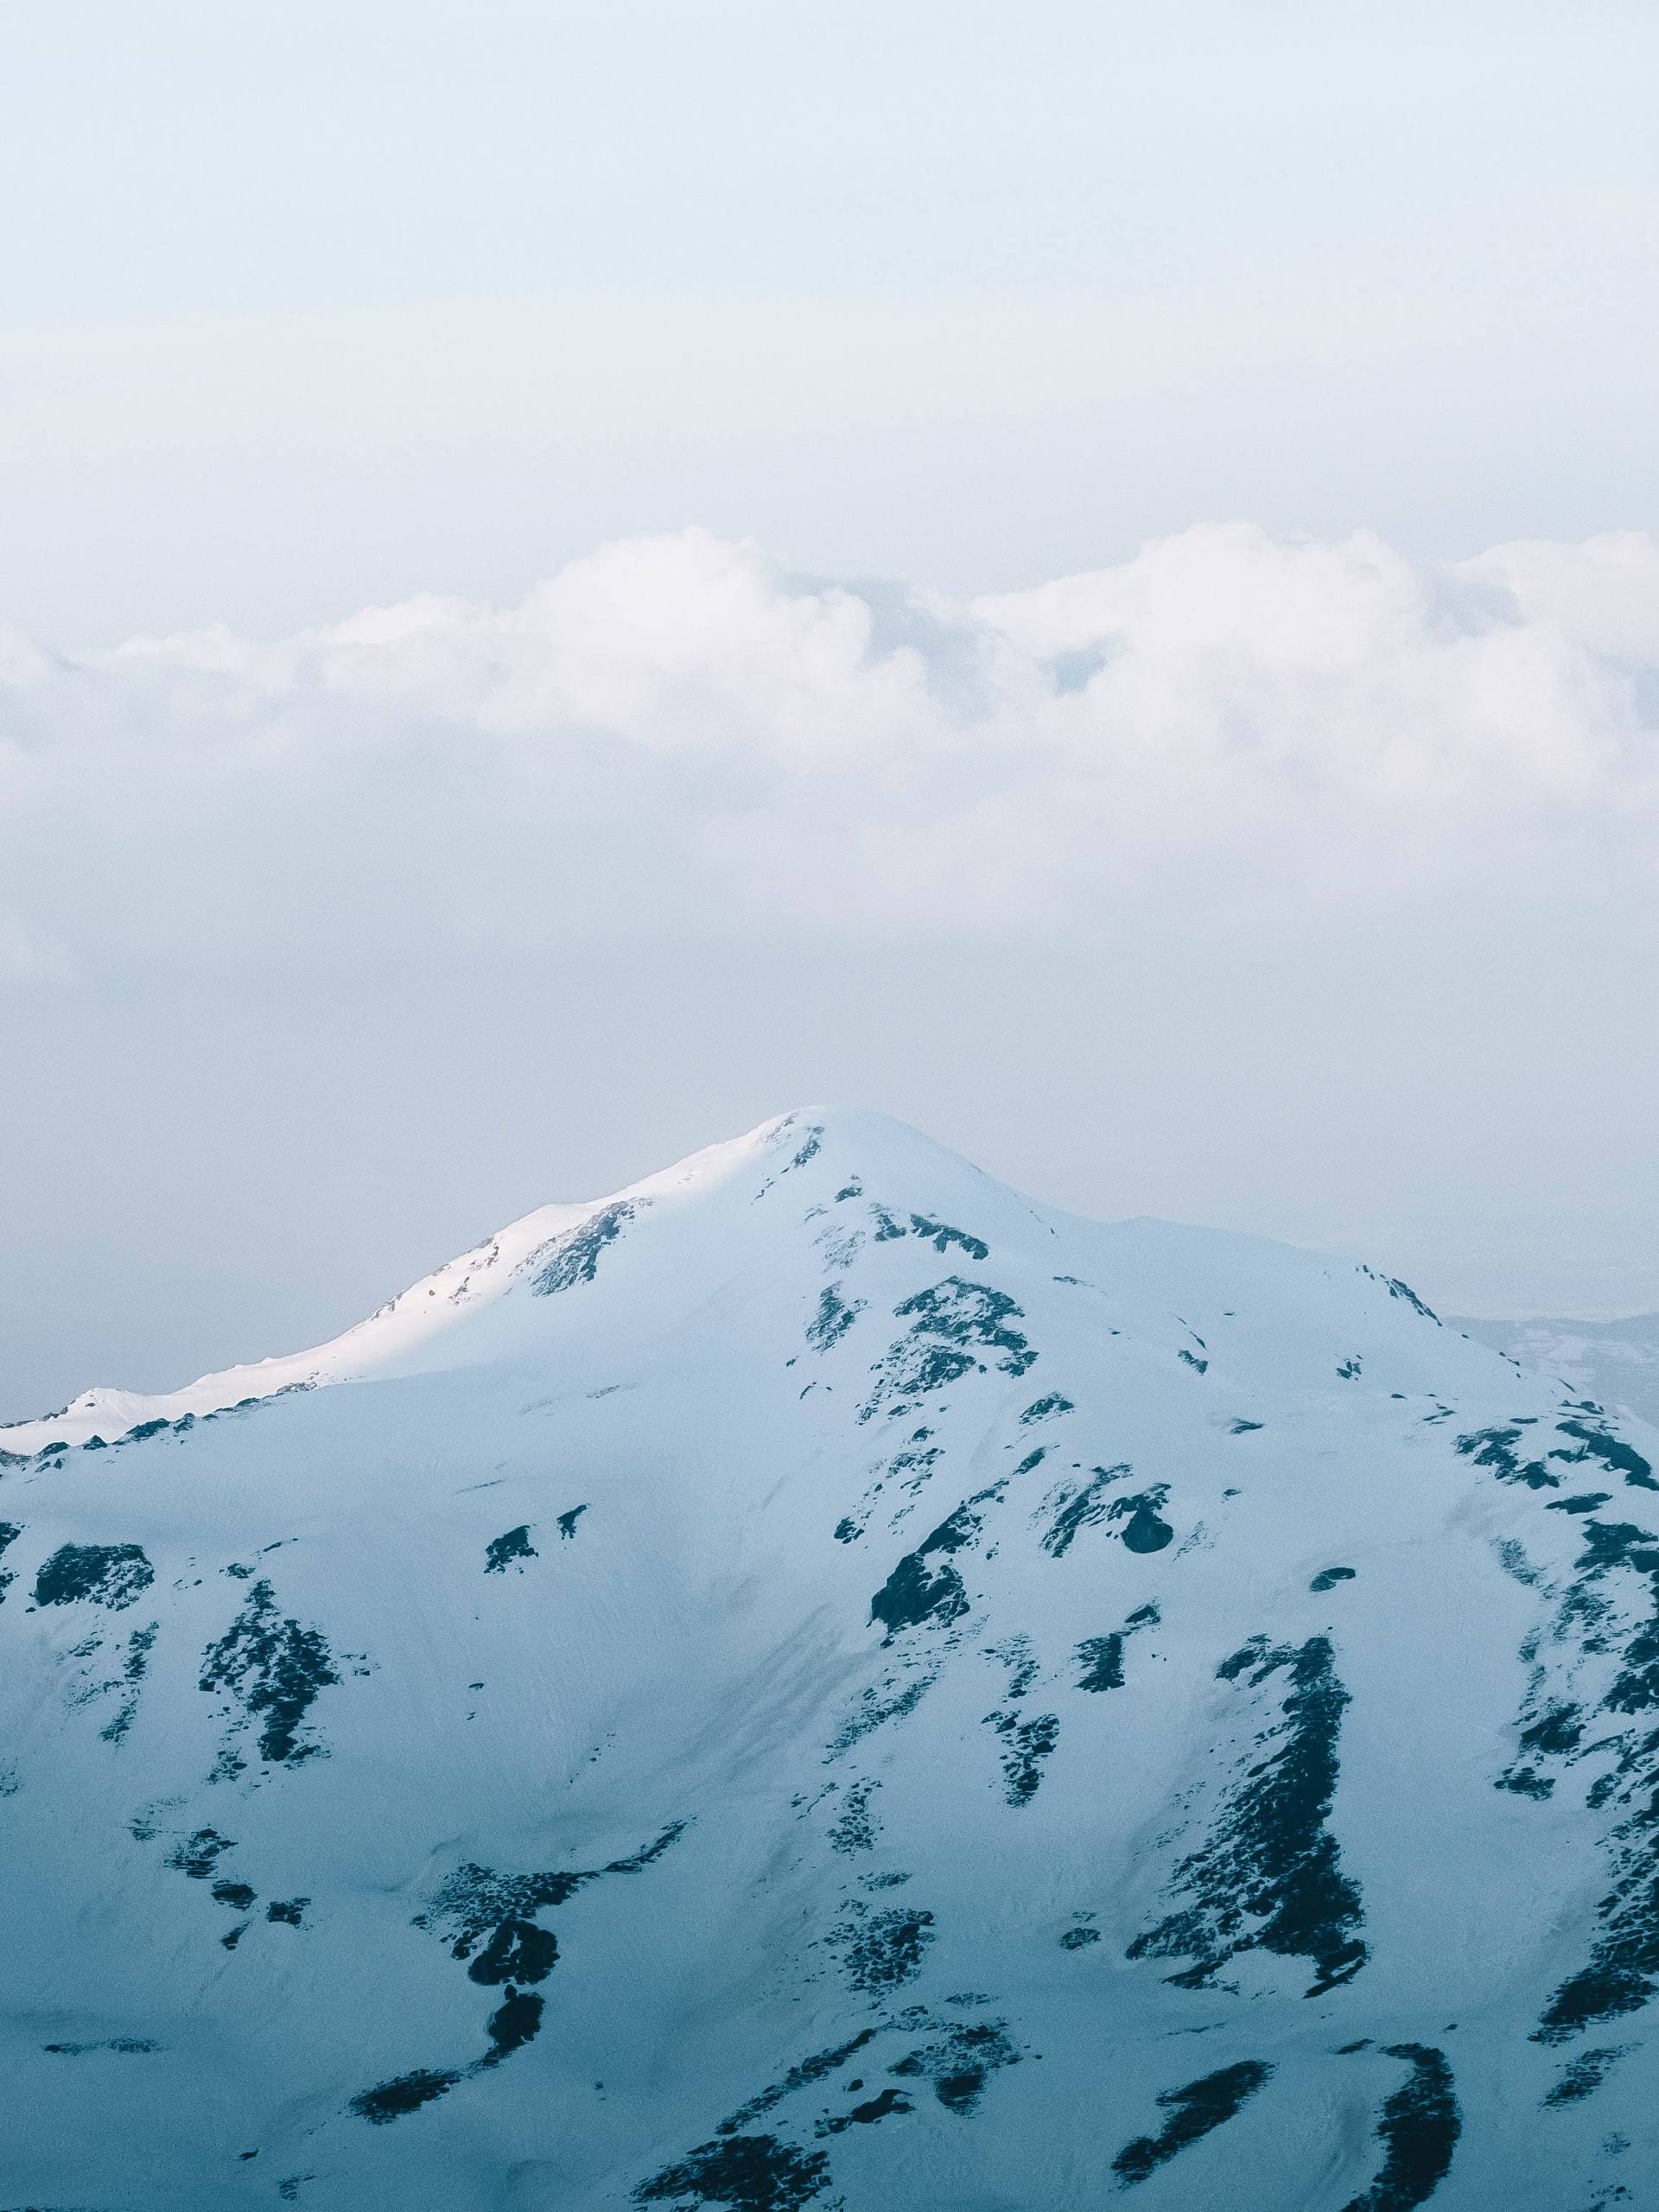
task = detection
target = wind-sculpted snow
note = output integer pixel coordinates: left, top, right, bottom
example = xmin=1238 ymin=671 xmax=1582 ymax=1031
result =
xmin=0 ymin=1106 xmax=1657 ymax=2207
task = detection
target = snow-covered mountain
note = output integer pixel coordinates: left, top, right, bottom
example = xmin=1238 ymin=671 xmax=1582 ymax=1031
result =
xmin=3 ymin=1107 xmax=1657 ymax=2212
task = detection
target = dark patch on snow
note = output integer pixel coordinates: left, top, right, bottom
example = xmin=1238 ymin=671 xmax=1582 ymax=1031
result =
xmin=1310 ymin=1567 xmax=1357 ymax=1592
xmin=350 ymin=2069 xmax=463 ymax=2124
xmin=1077 ymin=1634 xmax=1126 ymax=1692
xmin=825 ymin=1668 xmax=937 ymax=1757
xmin=419 ymin=1822 xmax=687 ymax=1967
xmin=1021 ymin=1393 xmax=1073 ymax=1423
xmin=1179 ymin=1349 xmax=1208 ymax=1374
xmin=716 ymin=2029 xmax=880 ymax=2136
xmin=1543 ymin=2046 xmax=1623 ymax=2107
xmin=986 ymin=1634 xmax=1039 ymax=1700
xmin=1495 ymin=1679 xmax=1589 ymax=1800
xmin=99 ymin=1620 xmax=157 ymax=1743
xmin=888 ymin=2016 xmax=1021 ymax=2113
xmin=832 ymin=1903 xmax=936 ymax=1993
xmin=984 ymin=1709 xmax=1060 ymax=1804
xmin=166 ymin=1828 xmax=236 ymax=1879
xmin=198 ymin=1580 xmax=341 ymax=1764
xmin=816 ymin=2086 xmax=911 ymax=2133
xmin=1497 ymin=1766 xmax=1554 ymax=1802
xmin=1041 ymin=1463 xmax=1132 ymax=1558
xmin=356 ymin=1826 xmax=685 ymax=2125
xmin=1383 ymin=1276 xmax=1440 ymax=1321
xmin=1339 ymin=2044 xmax=1460 ymax=2210
xmin=888 ymin=1440 xmax=943 ymax=1495
xmin=529 ymin=1200 xmax=638 ymax=1295
xmin=0 ymin=1520 xmax=21 ymax=1602
xmin=635 ymin=2133 xmax=830 ymax=2210
xmin=479 ymin=1986 xmax=543 ymax=2066
xmin=467 ymin=1917 xmax=559 ymax=1986
xmin=868 ymin=1484 xmax=1002 ymax=1641
xmin=1112 ymin=2058 xmax=1273 ymax=2186
xmin=1522 ymin=1514 xmax=1659 ymax=2040
xmin=806 ymin=1285 xmax=864 ymax=1352
xmin=1110 ymin=1485 xmax=1174 ymax=1554
xmin=1455 ymin=1427 xmax=1558 ymax=1490
xmin=35 ymin=1543 xmax=154 ymax=1611
xmin=861 ymin=1277 xmax=1035 ymax=1421
xmin=1547 ymin=1492 xmax=1611 ymax=1515
xmin=786 ymin=1128 xmax=823 ymax=1170
xmin=485 ymin=1524 xmax=537 ymax=1573
xmin=1230 ymin=1419 xmax=1264 ymax=1434
xmin=1552 ymin=1419 xmax=1657 ymax=1492
xmin=267 ymin=1897 xmax=308 ymax=1925
xmin=869 ymin=1551 xmax=967 ymax=1641
xmin=1059 ymin=1923 xmax=1101 ymax=1948
xmin=1337 ymin=1357 xmax=1363 ymax=1381
xmin=212 ymin=1879 xmax=257 ymax=1911
xmin=557 ymin=1504 xmax=588 ymax=1539
xmin=1131 ymin=1635 xmax=1367 ymax=1997
xmin=44 ymin=2036 xmax=159 ymax=2055
xmin=906 ymin=1214 xmax=989 ymax=1261
xmin=828 ymin=1779 xmax=880 ymax=1853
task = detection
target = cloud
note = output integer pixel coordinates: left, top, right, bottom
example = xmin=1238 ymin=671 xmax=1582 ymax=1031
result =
xmin=3 ymin=523 xmax=1657 ymax=978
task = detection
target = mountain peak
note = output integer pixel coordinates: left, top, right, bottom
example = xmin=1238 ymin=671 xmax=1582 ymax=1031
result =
xmin=0 ymin=1108 xmax=977 ymax=1452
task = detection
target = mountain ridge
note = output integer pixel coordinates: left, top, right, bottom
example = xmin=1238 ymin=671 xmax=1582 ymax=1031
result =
xmin=0 ymin=1106 xmax=1327 ymax=1454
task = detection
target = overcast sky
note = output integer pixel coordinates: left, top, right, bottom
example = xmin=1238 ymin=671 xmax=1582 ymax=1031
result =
xmin=4 ymin=1 xmax=1658 ymax=1420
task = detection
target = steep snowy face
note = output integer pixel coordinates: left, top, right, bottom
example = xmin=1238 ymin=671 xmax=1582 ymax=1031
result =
xmin=2 ymin=1109 xmax=1657 ymax=2212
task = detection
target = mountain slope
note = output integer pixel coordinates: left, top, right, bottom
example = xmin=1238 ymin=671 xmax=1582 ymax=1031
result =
xmin=2 ymin=1108 xmax=1656 ymax=2211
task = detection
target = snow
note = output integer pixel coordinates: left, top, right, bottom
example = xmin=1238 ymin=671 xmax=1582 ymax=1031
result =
xmin=0 ymin=1114 xmax=789 ymax=1454
xmin=1 ymin=1106 xmax=1656 ymax=2209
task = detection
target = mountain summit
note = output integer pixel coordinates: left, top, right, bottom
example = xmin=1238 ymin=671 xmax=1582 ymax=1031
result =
xmin=3 ymin=1109 xmax=1656 ymax=2210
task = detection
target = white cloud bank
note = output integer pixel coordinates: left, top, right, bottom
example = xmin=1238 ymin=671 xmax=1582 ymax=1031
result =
xmin=3 ymin=524 xmax=1658 ymax=975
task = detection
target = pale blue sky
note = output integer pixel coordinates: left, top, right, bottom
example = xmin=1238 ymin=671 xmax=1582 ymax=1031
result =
xmin=3 ymin=0 xmax=1656 ymax=639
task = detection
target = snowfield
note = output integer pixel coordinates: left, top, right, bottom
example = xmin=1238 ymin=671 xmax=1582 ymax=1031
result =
xmin=2 ymin=1108 xmax=1656 ymax=2210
